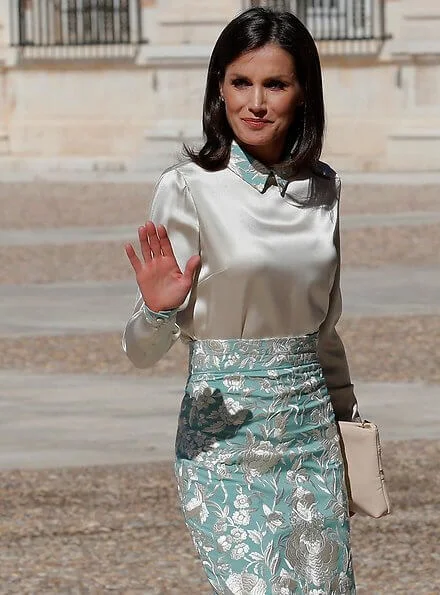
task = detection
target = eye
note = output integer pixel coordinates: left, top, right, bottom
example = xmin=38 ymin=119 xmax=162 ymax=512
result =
xmin=231 ymin=78 xmax=251 ymax=88
xmin=265 ymin=80 xmax=288 ymax=90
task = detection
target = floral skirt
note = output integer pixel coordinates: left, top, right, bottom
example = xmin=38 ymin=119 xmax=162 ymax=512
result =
xmin=174 ymin=334 xmax=355 ymax=595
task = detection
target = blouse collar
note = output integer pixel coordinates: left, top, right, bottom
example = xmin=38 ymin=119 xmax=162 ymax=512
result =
xmin=227 ymin=140 xmax=292 ymax=196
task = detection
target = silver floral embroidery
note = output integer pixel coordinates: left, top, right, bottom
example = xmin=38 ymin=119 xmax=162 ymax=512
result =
xmin=175 ymin=335 xmax=355 ymax=594
xmin=228 ymin=140 xmax=292 ymax=196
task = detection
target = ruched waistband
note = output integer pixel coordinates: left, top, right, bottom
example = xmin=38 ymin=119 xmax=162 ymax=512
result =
xmin=188 ymin=333 xmax=319 ymax=375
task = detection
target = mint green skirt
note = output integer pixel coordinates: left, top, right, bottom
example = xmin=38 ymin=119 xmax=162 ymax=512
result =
xmin=175 ymin=334 xmax=355 ymax=594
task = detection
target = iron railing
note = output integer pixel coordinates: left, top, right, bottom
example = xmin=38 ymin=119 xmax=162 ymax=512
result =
xmin=10 ymin=0 xmax=143 ymax=58
xmin=243 ymin=0 xmax=388 ymax=42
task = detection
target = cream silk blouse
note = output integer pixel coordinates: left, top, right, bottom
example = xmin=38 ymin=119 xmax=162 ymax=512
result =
xmin=122 ymin=142 xmax=360 ymax=422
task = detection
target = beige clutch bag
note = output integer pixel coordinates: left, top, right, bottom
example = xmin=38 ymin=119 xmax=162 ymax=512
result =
xmin=338 ymin=420 xmax=391 ymax=518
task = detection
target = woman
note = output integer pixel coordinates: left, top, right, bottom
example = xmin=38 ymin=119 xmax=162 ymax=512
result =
xmin=123 ymin=7 xmax=360 ymax=594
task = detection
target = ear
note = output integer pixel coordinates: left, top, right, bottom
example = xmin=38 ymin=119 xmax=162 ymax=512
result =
xmin=297 ymin=93 xmax=305 ymax=109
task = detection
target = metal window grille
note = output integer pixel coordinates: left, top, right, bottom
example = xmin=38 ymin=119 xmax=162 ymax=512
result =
xmin=247 ymin=0 xmax=292 ymax=9
xmin=242 ymin=0 xmax=387 ymax=42
xmin=11 ymin=0 xmax=143 ymax=48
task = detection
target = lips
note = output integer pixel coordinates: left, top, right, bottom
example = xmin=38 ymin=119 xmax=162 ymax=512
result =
xmin=242 ymin=118 xmax=271 ymax=129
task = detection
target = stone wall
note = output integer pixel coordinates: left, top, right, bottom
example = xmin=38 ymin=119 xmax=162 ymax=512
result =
xmin=0 ymin=0 xmax=438 ymax=172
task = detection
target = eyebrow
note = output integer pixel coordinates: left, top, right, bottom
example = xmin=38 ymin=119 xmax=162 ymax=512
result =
xmin=228 ymin=72 xmax=294 ymax=80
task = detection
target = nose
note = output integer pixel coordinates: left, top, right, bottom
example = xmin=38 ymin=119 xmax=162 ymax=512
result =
xmin=248 ymin=86 xmax=266 ymax=115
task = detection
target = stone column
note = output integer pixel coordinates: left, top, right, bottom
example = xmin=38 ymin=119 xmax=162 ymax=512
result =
xmin=137 ymin=0 xmax=241 ymax=171
xmin=0 ymin=2 xmax=12 ymax=154
xmin=385 ymin=0 xmax=440 ymax=170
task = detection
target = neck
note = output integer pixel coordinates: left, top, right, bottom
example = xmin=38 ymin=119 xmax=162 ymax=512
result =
xmin=239 ymin=140 xmax=286 ymax=167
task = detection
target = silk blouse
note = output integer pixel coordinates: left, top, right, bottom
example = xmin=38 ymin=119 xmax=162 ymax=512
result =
xmin=122 ymin=142 xmax=360 ymax=422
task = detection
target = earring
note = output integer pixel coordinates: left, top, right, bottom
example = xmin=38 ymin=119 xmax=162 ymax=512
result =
xmin=220 ymin=96 xmax=225 ymax=103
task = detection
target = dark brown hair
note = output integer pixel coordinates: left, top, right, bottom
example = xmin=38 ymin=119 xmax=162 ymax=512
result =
xmin=184 ymin=7 xmax=325 ymax=172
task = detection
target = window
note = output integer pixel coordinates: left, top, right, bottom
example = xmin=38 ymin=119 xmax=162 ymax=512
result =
xmin=306 ymin=0 xmax=371 ymax=40
xmin=12 ymin=0 xmax=142 ymax=48
xmin=247 ymin=0 xmax=292 ymax=9
xmin=242 ymin=0 xmax=387 ymax=42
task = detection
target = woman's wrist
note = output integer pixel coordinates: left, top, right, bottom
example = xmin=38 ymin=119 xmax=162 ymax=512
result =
xmin=141 ymin=302 xmax=178 ymax=326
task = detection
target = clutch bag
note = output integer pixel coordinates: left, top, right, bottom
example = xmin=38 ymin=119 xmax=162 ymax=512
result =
xmin=338 ymin=420 xmax=391 ymax=518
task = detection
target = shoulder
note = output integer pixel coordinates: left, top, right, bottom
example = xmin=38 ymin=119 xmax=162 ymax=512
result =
xmin=311 ymin=160 xmax=341 ymax=203
xmin=313 ymin=160 xmax=341 ymax=188
xmin=153 ymin=160 xmax=197 ymax=198
xmin=156 ymin=160 xmax=191 ymax=186
xmin=159 ymin=159 xmax=219 ymax=182
xmin=150 ymin=161 xmax=197 ymax=217
xmin=313 ymin=160 xmax=339 ymax=179
xmin=156 ymin=159 xmax=228 ymax=204
xmin=155 ymin=159 xmax=223 ymax=197
xmin=151 ymin=159 xmax=221 ymax=219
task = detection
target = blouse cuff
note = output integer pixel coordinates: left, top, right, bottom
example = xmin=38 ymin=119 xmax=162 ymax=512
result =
xmin=141 ymin=303 xmax=178 ymax=327
xmin=329 ymin=384 xmax=362 ymax=422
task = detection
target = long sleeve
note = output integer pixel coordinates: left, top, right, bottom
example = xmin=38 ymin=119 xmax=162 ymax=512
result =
xmin=122 ymin=168 xmax=200 ymax=368
xmin=317 ymin=205 xmax=361 ymax=422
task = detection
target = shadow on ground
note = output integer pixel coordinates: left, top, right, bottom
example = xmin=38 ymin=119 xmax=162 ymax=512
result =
xmin=1 ymin=440 xmax=439 ymax=594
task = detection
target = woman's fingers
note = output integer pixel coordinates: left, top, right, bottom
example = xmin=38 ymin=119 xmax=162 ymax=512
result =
xmin=183 ymin=254 xmax=201 ymax=283
xmin=125 ymin=243 xmax=142 ymax=274
xmin=138 ymin=225 xmax=151 ymax=263
xmin=146 ymin=221 xmax=161 ymax=258
xmin=157 ymin=224 xmax=176 ymax=260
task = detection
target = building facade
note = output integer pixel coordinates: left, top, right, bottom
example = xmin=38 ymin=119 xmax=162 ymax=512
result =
xmin=0 ymin=0 xmax=438 ymax=172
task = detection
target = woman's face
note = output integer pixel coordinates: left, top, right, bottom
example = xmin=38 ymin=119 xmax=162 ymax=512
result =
xmin=220 ymin=43 xmax=303 ymax=165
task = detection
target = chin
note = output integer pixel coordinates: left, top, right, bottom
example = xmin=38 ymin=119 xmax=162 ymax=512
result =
xmin=235 ymin=129 xmax=276 ymax=148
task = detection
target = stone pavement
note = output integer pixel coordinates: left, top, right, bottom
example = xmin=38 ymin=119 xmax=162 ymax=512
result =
xmin=0 ymin=184 xmax=439 ymax=469
xmin=2 ymin=264 xmax=440 ymax=339
xmin=1 ymin=371 xmax=439 ymax=470
xmin=1 ymin=178 xmax=439 ymax=594
xmin=1 ymin=209 xmax=440 ymax=248
xmin=1 ymin=166 xmax=440 ymax=185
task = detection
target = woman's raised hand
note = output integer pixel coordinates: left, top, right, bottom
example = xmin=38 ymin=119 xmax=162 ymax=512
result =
xmin=125 ymin=221 xmax=201 ymax=312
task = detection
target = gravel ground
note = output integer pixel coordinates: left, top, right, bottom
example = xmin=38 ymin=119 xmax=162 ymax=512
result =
xmin=1 ymin=223 xmax=440 ymax=284
xmin=1 ymin=316 xmax=440 ymax=384
xmin=0 ymin=182 xmax=439 ymax=231
xmin=1 ymin=440 xmax=439 ymax=594
xmin=339 ymin=315 xmax=440 ymax=384
xmin=339 ymin=184 xmax=440 ymax=215
xmin=341 ymin=225 xmax=440 ymax=267
xmin=0 ymin=184 xmax=152 ymax=229
xmin=1 ymin=180 xmax=438 ymax=285
xmin=1 ymin=181 xmax=439 ymax=594
xmin=0 ymin=333 xmax=188 ymax=377
xmin=0 ymin=242 xmax=131 ymax=285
